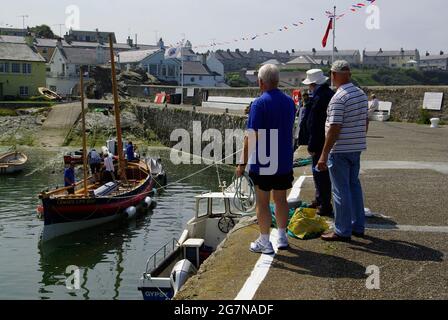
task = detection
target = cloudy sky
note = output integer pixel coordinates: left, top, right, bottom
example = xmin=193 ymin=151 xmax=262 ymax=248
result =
xmin=1 ymin=0 xmax=446 ymax=54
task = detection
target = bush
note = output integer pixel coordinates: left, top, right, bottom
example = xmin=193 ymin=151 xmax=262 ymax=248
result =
xmin=417 ymin=108 xmax=431 ymax=125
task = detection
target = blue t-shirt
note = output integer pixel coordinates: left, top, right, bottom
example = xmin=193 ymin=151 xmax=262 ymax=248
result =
xmin=64 ymin=168 xmax=75 ymax=187
xmin=247 ymin=89 xmax=296 ymax=175
xmin=126 ymin=144 xmax=135 ymax=161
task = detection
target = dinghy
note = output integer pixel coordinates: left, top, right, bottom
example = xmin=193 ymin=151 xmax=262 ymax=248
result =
xmin=0 ymin=152 xmax=28 ymax=174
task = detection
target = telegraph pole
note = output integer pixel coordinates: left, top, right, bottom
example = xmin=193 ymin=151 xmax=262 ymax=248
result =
xmin=18 ymin=15 xmax=29 ymax=29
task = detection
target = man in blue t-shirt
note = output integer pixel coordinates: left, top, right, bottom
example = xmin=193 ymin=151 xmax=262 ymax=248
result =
xmin=126 ymin=141 xmax=136 ymax=162
xmin=64 ymin=161 xmax=76 ymax=195
xmin=236 ymin=64 xmax=295 ymax=255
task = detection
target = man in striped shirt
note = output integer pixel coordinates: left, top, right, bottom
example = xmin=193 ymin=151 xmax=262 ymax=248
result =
xmin=317 ymin=60 xmax=369 ymax=242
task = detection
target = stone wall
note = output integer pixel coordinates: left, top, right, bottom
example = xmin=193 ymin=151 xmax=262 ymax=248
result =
xmin=362 ymin=86 xmax=448 ymax=122
xmin=129 ymin=85 xmax=448 ymax=122
xmin=135 ymin=106 xmax=247 ymax=159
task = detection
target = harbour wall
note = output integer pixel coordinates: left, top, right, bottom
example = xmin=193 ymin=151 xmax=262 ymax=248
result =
xmin=129 ymin=85 xmax=448 ymax=122
xmin=135 ymin=106 xmax=247 ymax=159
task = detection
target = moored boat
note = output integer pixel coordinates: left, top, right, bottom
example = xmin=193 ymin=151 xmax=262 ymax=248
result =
xmin=39 ymin=34 xmax=166 ymax=242
xmin=0 ymin=152 xmax=28 ymax=174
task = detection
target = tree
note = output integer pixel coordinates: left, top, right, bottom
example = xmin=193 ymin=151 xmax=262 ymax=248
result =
xmin=30 ymin=25 xmax=55 ymax=39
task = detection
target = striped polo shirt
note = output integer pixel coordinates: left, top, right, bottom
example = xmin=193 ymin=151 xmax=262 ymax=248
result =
xmin=326 ymin=83 xmax=368 ymax=153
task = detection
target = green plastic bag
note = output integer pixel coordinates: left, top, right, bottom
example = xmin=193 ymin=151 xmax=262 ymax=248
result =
xmin=287 ymin=208 xmax=330 ymax=240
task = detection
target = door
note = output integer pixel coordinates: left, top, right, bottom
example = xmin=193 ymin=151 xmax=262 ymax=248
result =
xmin=0 ymin=83 xmax=3 ymax=100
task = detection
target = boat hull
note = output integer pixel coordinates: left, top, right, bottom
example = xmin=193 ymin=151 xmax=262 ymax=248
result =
xmin=41 ymin=176 xmax=155 ymax=242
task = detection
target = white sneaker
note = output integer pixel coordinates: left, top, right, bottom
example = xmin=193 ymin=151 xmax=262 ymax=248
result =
xmin=250 ymin=239 xmax=275 ymax=255
xmin=277 ymin=235 xmax=289 ymax=250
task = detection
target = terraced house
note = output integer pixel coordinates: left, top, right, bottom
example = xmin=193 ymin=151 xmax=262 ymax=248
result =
xmin=0 ymin=42 xmax=46 ymax=99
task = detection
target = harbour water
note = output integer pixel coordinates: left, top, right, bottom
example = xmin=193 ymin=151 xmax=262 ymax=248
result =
xmin=0 ymin=147 xmax=232 ymax=300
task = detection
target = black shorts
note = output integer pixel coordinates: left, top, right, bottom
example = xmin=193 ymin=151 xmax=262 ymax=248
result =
xmin=90 ymin=163 xmax=101 ymax=174
xmin=249 ymin=171 xmax=294 ymax=192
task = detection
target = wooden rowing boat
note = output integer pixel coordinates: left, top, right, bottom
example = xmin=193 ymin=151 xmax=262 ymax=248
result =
xmin=0 ymin=152 xmax=28 ymax=174
xmin=38 ymin=87 xmax=63 ymax=101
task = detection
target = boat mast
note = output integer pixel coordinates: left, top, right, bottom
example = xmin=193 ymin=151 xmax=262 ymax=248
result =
xmin=108 ymin=34 xmax=127 ymax=181
xmin=80 ymin=66 xmax=89 ymax=197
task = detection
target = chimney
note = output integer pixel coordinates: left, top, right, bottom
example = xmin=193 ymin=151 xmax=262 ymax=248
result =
xmin=135 ymin=34 xmax=138 ymax=48
xmin=400 ymin=48 xmax=405 ymax=55
xmin=236 ymin=49 xmax=240 ymax=53
xmin=127 ymin=36 xmax=133 ymax=47
xmin=291 ymin=49 xmax=295 ymax=53
xmin=334 ymin=47 xmax=338 ymax=52
xmin=441 ymin=51 xmax=445 ymax=56
xmin=56 ymin=38 xmax=63 ymax=49
xmin=379 ymin=48 xmax=383 ymax=53
xmin=227 ymin=49 xmax=231 ymax=53
xmin=312 ymin=48 xmax=316 ymax=54
xmin=426 ymin=51 xmax=430 ymax=56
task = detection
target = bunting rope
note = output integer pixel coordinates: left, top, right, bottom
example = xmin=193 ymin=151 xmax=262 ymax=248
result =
xmin=169 ymin=0 xmax=378 ymax=51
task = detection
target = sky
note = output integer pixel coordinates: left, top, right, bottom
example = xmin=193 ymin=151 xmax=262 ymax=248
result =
xmin=1 ymin=0 xmax=447 ymax=54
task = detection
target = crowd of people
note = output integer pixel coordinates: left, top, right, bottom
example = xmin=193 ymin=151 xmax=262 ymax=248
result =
xmin=63 ymin=140 xmax=138 ymax=194
xmin=237 ymin=60 xmax=370 ymax=254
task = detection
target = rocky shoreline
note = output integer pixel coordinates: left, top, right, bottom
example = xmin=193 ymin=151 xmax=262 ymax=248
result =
xmin=0 ymin=110 xmax=48 ymax=146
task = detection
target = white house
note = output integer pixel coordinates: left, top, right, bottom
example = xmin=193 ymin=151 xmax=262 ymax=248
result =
xmin=46 ymin=42 xmax=107 ymax=96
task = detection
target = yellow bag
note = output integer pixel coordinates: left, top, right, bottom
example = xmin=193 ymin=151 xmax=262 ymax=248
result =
xmin=287 ymin=208 xmax=330 ymax=240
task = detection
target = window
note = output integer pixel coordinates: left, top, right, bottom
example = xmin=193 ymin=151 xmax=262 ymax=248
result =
xmin=50 ymin=86 xmax=57 ymax=92
xmin=168 ymin=65 xmax=175 ymax=77
xmin=199 ymin=76 xmax=203 ymax=81
xmin=0 ymin=62 xmax=9 ymax=73
xmin=11 ymin=63 xmax=21 ymax=73
xmin=149 ymin=64 xmax=157 ymax=75
xmin=211 ymin=198 xmax=226 ymax=215
xmin=190 ymin=77 xmax=195 ymax=82
xmin=19 ymin=86 xmax=29 ymax=96
xmin=22 ymin=63 xmax=32 ymax=74
xmin=197 ymin=198 xmax=209 ymax=218
xmin=161 ymin=65 xmax=167 ymax=76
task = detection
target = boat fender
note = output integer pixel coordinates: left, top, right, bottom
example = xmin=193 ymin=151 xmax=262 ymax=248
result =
xmin=126 ymin=206 xmax=137 ymax=219
xmin=153 ymin=188 xmax=158 ymax=196
xmin=144 ymin=197 xmax=153 ymax=208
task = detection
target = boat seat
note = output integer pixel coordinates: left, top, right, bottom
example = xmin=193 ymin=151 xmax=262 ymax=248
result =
xmin=94 ymin=182 xmax=119 ymax=197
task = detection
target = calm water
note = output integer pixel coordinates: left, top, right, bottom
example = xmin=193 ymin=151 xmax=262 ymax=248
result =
xmin=0 ymin=147 xmax=232 ymax=300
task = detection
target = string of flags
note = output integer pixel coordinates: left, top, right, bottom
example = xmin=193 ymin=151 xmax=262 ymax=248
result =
xmin=186 ymin=0 xmax=378 ymax=50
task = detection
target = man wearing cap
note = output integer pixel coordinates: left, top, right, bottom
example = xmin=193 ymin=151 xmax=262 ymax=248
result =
xmin=318 ymin=61 xmax=369 ymax=242
xmin=302 ymin=69 xmax=334 ymax=216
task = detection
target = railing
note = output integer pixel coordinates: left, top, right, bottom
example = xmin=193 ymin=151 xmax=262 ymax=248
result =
xmin=144 ymin=238 xmax=179 ymax=277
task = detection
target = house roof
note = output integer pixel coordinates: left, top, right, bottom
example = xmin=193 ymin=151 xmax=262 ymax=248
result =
xmin=261 ymin=59 xmax=282 ymax=66
xmin=420 ymin=54 xmax=448 ymax=61
xmin=58 ymin=47 xmax=103 ymax=65
xmin=0 ymin=35 xmax=27 ymax=44
xmin=363 ymin=49 xmax=418 ymax=57
xmin=117 ymin=49 xmax=160 ymax=64
xmin=183 ymin=61 xmax=214 ymax=76
xmin=292 ymin=50 xmax=359 ymax=57
xmin=287 ymin=55 xmax=320 ymax=65
xmin=0 ymin=43 xmax=45 ymax=62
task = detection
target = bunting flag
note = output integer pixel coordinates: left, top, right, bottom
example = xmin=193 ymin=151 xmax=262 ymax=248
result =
xmin=187 ymin=0 xmax=378 ymax=50
xmin=322 ymin=18 xmax=333 ymax=48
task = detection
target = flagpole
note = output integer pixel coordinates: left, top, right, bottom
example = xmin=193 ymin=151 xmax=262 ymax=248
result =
xmin=181 ymin=46 xmax=184 ymax=105
xmin=332 ymin=5 xmax=336 ymax=65
xmin=332 ymin=5 xmax=336 ymax=88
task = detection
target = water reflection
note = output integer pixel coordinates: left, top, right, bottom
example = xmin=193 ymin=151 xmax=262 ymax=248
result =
xmin=0 ymin=147 xmax=234 ymax=299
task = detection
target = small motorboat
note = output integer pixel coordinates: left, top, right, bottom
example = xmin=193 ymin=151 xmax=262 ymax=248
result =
xmin=138 ymin=192 xmax=251 ymax=300
xmin=38 ymin=87 xmax=63 ymax=101
xmin=0 ymin=152 xmax=28 ymax=174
